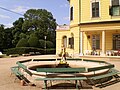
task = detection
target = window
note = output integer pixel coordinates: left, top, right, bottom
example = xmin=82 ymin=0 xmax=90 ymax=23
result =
xmin=70 ymin=6 xmax=73 ymax=20
xmin=112 ymin=0 xmax=119 ymax=6
xmin=69 ymin=37 xmax=74 ymax=49
xmin=110 ymin=0 xmax=120 ymax=16
xmin=113 ymin=34 xmax=120 ymax=50
xmin=92 ymin=1 xmax=99 ymax=17
xmin=63 ymin=36 xmax=67 ymax=48
xmin=92 ymin=35 xmax=100 ymax=49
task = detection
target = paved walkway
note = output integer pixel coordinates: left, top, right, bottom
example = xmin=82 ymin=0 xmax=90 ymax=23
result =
xmin=0 ymin=55 xmax=120 ymax=90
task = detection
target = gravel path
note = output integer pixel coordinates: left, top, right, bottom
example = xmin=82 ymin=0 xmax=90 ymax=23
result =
xmin=0 ymin=55 xmax=120 ymax=90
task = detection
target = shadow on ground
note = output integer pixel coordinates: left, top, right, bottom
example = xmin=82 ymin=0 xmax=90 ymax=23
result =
xmin=95 ymin=79 xmax=120 ymax=88
xmin=46 ymin=82 xmax=93 ymax=89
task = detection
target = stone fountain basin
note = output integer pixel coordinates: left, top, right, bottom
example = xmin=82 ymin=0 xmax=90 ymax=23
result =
xmin=25 ymin=60 xmax=109 ymax=77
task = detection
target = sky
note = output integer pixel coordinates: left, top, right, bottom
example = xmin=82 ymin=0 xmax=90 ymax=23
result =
xmin=0 ymin=0 xmax=70 ymax=28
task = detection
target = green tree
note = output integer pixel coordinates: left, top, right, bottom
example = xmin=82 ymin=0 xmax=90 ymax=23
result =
xmin=0 ymin=24 xmax=5 ymax=51
xmin=0 ymin=25 xmax=13 ymax=51
xmin=4 ymin=28 xmax=13 ymax=49
xmin=0 ymin=9 xmax=57 ymax=51
xmin=12 ymin=18 xmax=24 ymax=46
xmin=23 ymin=9 xmax=57 ymax=40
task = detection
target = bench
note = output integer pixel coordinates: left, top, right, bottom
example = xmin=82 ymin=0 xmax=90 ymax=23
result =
xmin=14 ymin=60 xmax=120 ymax=89
xmin=87 ymin=64 xmax=115 ymax=73
xmin=11 ymin=66 xmax=31 ymax=85
xmin=16 ymin=61 xmax=32 ymax=76
xmin=11 ymin=66 xmax=23 ymax=81
xmin=36 ymin=77 xmax=87 ymax=89
xmin=22 ymin=54 xmax=31 ymax=56
xmin=36 ymin=67 xmax=86 ymax=73
xmin=57 ymin=58 xmax=82 ymax=61
xmin=83 ymin=59 xmax=106 ymax=63
xmin=9 ymin=54 xmax=19 ymax=57
xmin=89 ymin=69 xmax=120 ymax=80
xmin=15 ymin=62 xmax=33 ymax=85
xmin=36 ymin=67 xmax=87 ymax=89
xmin=18 ymin=59 xmax=32 ymax=63
xmin=67 ymin=58 xmax=82 ymax=61
xmin=88 ymin=69 xmax=120 ymax=85
xmin=33 ymin=59 xmax=56 ymax=61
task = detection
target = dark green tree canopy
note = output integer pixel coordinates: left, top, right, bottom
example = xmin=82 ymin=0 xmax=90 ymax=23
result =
xmin=0 ymin=8 xmax=57 ymax=52
xmin=23 ymin=9 xmax=56 ymax=37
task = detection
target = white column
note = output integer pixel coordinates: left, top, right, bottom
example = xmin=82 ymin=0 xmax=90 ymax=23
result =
xmin=80 ymin=31 xmax=83 ymax=56
xmin=101 ymin=30 xmax=106 ymax=56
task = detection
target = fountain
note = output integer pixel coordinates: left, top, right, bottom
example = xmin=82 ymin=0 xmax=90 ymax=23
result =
xmin=15 ymin=58 xmax=118 ymax=88
xmin=57 ymin=47 xmax=69 ymax=68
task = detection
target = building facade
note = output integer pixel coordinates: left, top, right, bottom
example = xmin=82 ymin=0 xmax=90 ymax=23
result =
xmin=56 ymin=0 xmax=120 ymax=56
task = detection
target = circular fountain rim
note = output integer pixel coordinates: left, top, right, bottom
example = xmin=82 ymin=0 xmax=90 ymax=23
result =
xmin=22 ymin=59 xmax=113 ymax=76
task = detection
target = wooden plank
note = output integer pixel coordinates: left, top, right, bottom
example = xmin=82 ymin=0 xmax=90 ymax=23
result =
xmin=11 ymin=66 xmax=20 ymax=75
xmin=16 ymin=62 xmax=27 ymax=69
xmin=19 ymin=59 xmax=32 ymax=63
xmin=36 ymin=77 xmax=87 ymax=81
xmin=67 ymin=58 xmax=82 ymax=61
xmin=36 ymin=67 xmax=86 ymax=73
xmin=88 ymin=64 xmax=114 ymax=72
xmin=11 ymin=66 xmax=23 ymax=76
xmin=83 ymin=59 xmax=105 ymax=63
xmin=16 ymin=62 xmax=32 ymax=76
xmin=89 ymin=69 xmax=120 ymax=80
xmin=33 ymin=59 xmax=56 ymax=61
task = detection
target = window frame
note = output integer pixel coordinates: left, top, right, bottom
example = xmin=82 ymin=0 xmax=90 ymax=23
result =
xmin=110 ymin=0 xmax=120 ymax=16
xmin=113 ymin=34 xmax=120 ymax=50
xmin=92 ymin=34 xmax=100 ymax=50
xmin=62 ymin=36 xmax=67 ymax=48
xmin=70 ymin=6 xmax=74 ymax=21
xmin=111 ymin=0 xmax=120 ymax=6
xmin=91 ymin=0 xmax=100 ymax=18
xmin=69 ymin=37 xmax=74 ymax=49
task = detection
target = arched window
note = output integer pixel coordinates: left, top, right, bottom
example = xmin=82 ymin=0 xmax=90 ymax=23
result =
xmin=62 ymin=36 xmax=67 ymax=48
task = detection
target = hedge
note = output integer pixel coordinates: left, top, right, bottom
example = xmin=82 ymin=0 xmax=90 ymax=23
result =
xmin=4 ymin=47 xmax=56 ymax=55
xmin=45 ymin=48 xmax=56 ymax=54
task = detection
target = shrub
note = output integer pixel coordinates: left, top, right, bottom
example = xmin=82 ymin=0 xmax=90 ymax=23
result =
xmin=46 ymin=48 xmax=56 ymax=54
xmin=16 ymin=38 xmax=28 ymax=47
xmin=46 ymin=41 xmax=54 ymax=48
xmin=39 ymin=39 xmax=45 ymax=48
xmin=28 ymin=37 xmax=39 ymax=47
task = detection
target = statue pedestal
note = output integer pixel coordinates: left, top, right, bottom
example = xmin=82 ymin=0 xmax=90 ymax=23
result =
xmin=57 ymin=63 xmax=69 ymax=68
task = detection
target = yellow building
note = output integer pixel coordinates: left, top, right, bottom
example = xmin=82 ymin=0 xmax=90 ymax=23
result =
xmin=56 ymin=0 xmax=120 ymax=56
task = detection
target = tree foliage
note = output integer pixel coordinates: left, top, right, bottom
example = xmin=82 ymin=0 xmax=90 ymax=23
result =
xmin=0 ymin=9 xmax=57 ymax=52
xmin=0 ymin=25 xmax=13 ymax=51
xmin=23 ymin=9 xmax=56 ymax=40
